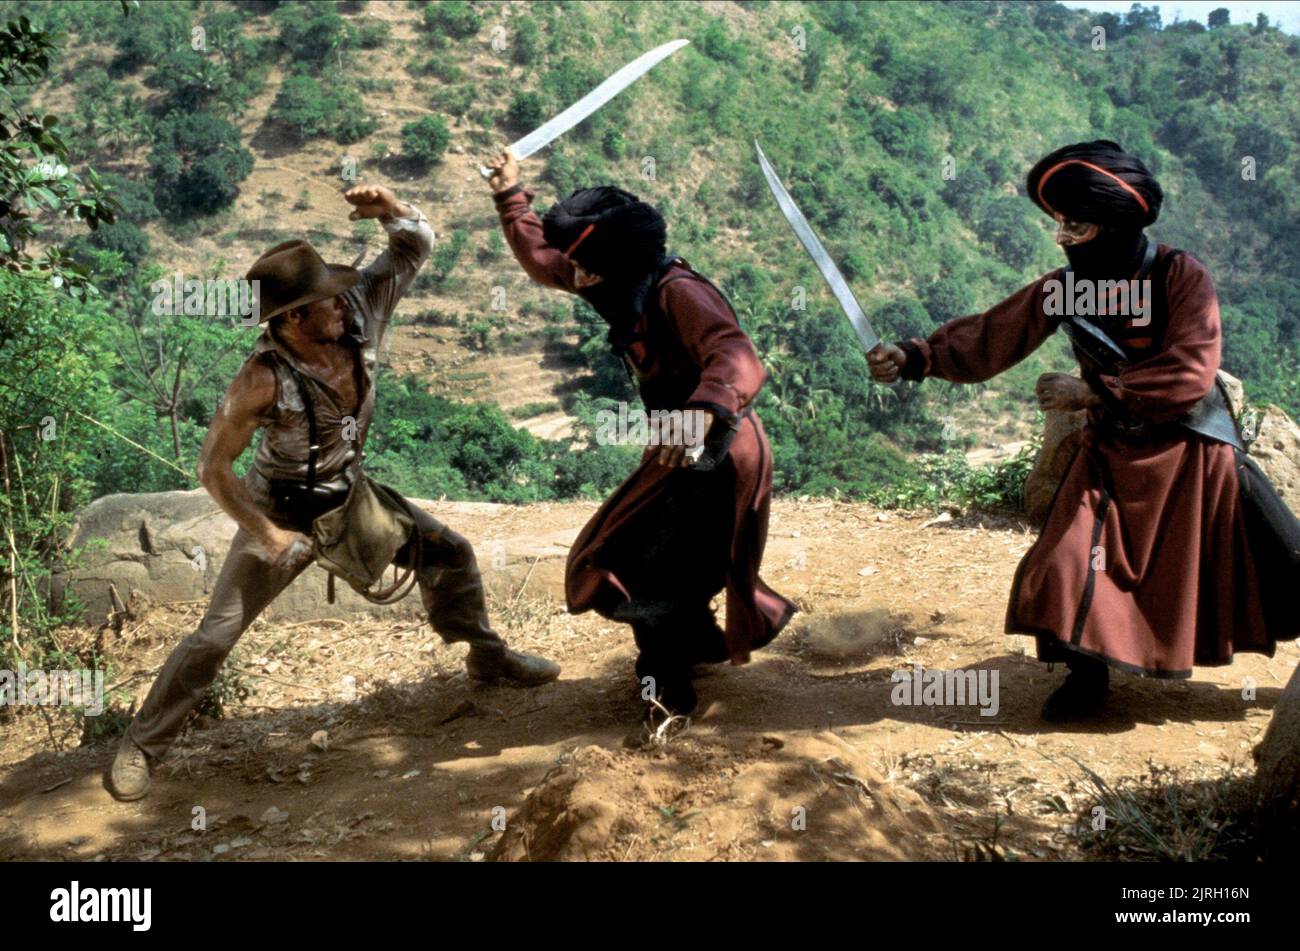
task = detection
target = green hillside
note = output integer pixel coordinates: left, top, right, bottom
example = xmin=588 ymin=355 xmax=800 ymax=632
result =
xmin=2 ymin=0 xmax=1297 ymax=513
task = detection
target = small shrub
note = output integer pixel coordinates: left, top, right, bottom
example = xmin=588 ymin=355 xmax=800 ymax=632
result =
xmin=402 ymin=115 xmax=452 ymax=166
xmin=422 ymin=1 xmax=482 ymax=42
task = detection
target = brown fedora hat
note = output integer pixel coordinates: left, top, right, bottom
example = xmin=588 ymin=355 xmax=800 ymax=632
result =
xmin=245 ymin=239 xmax=361 ymax=323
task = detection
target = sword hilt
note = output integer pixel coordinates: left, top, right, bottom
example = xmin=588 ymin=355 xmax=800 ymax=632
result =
xmin=864 ymin=343 xmax=902 ymax=389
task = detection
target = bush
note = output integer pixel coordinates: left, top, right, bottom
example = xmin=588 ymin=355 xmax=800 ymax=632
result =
xmin=273 ymin=1 xmax=358 ymax=68
xmin=335 ymin=110 xmax=379 ymax=145
xmin=408 ymin=54 xmax=464 ymax=82
xmin=410 ymin=228 xmax=469 ymax=289
xmin=432 ymin=84 xmax=474 ymax=117
xmin=975 ymin=195 xmax=1046 ymax=271
xmin=507 ymin=91 xmax=546 ymax=134
xmin=100 ymin=173 xmax=159 ymax=222
xmin=697 ymin=20 xmax=746 ymax=65
xmin=67 ymin=220 xmax=150 ymax=266
xmin=512 ymin=15 xmax=542 ymax=65
xmin=272 ymin=75 xmax=339 ymax=136
xmin=147 ymin=10 xmax=267 ymax=114
xmin=149 ymin=112 xmax=254 ymax=217
xmin=422 ymin=1 xmax=481 ymax=42
xmin=272 ymin=74 xmax=376 ymax=143
xmin=539 ymin=55 xmax=602 ymax=116
xmin=601 ymin=127 xmax=625 ymax=160
xmin=366 ymin=374 xmax=577 ymax=504
xmin=509 ymin=401 xmax=559 ymax=419
xmin=110 ymin=2 xmax=188 ymax=74
xmin=873 ymin=109 xmax=937 ymax=164
xmin=922 ymin=277 xmax=977 ymax=324
xmin=410 ymin=308 xmax=460 ymax=327
xmin=357 ymin=19 xmax=390 ymax=49
xmin=401 ymin=115 xmax=452 ymax=165
xmin=872 ymin=296 xmax=934 ymax=339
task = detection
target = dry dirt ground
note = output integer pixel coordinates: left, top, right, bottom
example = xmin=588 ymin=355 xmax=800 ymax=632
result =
xmin=0 ymin=500 xmax=1289 ymax=862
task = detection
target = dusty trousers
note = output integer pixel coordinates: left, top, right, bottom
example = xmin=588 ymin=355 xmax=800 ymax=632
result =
xmin=129 ymin=502 xmax=504 ymax=760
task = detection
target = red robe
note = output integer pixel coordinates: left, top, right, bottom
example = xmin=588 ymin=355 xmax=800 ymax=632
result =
xmin=904 ymin=246 xmax=1294 ymax=676
xmin=495 ymin=187 xmax=796 ymax=663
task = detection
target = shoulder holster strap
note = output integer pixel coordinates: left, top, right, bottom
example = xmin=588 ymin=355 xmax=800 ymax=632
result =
xmin=281 ymin=361 xmax=320 ymax=492
xmin=280 ymin=360 xmax=420 ymax=606
xmin=280 ymin=362 xmax=335 ymax=601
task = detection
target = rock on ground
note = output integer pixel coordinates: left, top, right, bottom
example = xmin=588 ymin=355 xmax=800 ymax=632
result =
xmin=51 ymin=489 xmax=575 ymax=625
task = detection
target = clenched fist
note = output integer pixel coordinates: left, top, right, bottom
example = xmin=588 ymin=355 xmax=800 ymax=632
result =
xmin=483 ymin=147 xmax=519 ymax=194
xmin=343 ymin=184 xmax=412 ymax=221
xmin=867 ymin=344 xmax=907 ymax=384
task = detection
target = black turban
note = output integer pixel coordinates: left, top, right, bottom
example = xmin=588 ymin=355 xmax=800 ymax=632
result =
xmin=1026 ymin=140 xmax=1163 ymax=229
xmin=542 ymin=186 xmax=667 ymax=281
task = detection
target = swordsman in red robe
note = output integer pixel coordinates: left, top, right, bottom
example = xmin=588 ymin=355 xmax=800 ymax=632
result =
xmin=869 ymin=140 xmax=1300 ymax=721
xmin=484 ymin=149 xmax=796 ymax=726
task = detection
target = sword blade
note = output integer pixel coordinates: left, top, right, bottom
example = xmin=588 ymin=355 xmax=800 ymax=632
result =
xmin=754 ymin=140 xmax=881 ymax=354
xmin=490 ymin=40 xmax=688 ymax=169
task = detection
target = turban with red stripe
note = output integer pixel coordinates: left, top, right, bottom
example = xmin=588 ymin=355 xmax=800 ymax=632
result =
xmin=1027 ymin=140 xmax=1163 ymax=229
xmin=542 ymin=186 xmax=667 ymax=281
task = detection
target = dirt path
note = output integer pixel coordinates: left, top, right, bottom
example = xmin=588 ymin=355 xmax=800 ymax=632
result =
xmin=0 ymin=501 xmax=1289 ymax=861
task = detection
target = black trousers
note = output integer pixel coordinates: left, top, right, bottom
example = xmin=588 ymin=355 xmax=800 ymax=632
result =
xmin=600 ymin=462 xmax=735 ymax=679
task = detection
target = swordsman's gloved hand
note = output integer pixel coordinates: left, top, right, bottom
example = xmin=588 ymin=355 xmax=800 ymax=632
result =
xmin=647 ymin=409 xmax=715 ymax=468
xmin=867 ymin=344 xmax=906 ymax=384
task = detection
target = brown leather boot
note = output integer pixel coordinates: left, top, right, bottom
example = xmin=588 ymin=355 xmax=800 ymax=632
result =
xmin=466 ymin=646 xmax=560 ymax=687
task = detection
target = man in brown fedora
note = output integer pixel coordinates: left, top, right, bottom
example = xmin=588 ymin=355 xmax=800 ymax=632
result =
xmin=108 ymin=184 xmax=560 ymax=802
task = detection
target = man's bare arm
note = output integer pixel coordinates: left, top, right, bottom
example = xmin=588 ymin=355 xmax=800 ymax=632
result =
xmin=197 ymin=359 xmax=309 ymax=564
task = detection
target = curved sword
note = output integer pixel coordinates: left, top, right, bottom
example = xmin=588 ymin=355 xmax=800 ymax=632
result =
xmin=755 ymin=140 xmax=882 ymax=356
xmin=479 ymin=40 xmax=690 ymax=178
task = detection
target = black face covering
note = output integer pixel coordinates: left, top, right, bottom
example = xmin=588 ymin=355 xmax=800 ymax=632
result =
xmin=1064 ymin=228 xmax=1148 ymax=280
xmin=578 ymin=254 xmax=674 ymax=359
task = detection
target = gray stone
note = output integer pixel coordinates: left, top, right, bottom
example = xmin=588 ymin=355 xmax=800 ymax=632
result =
xmin=51 ymin=489 xmax=574 ymax=625
xmin=1248 ymin=404 xmax=1300 ymax=515
xmin=1023 ymin=408 xmax=1087 ymax=523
